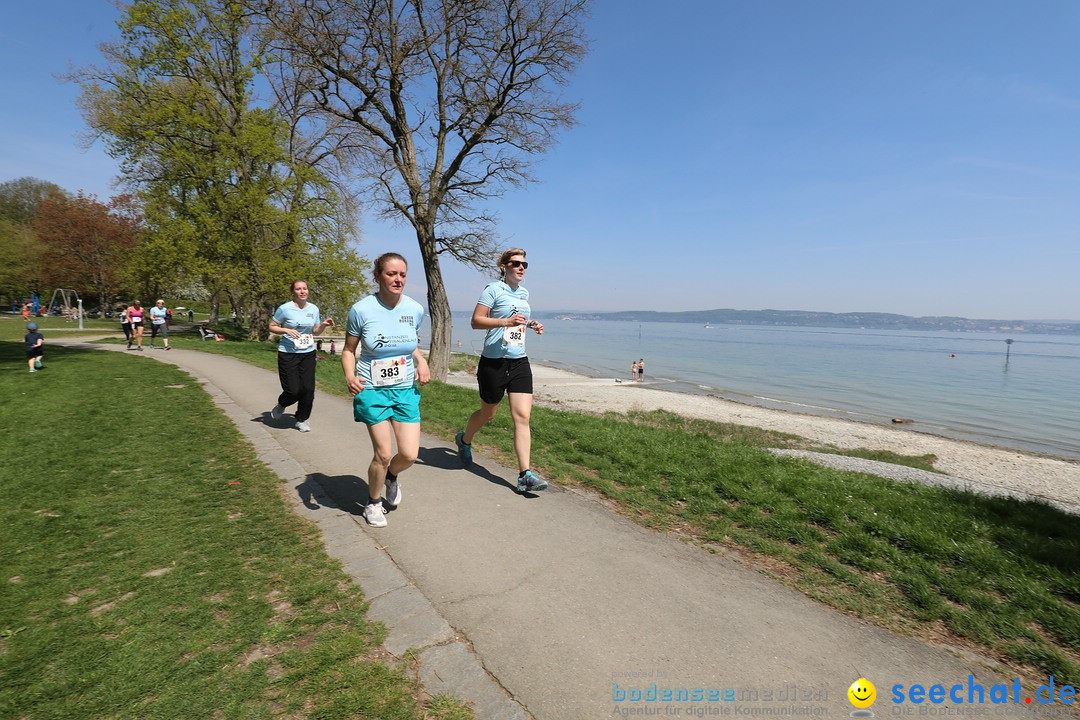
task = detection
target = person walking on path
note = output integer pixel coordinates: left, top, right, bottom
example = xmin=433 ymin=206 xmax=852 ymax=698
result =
xmin=25 ymin=322 xmax=44 ymax=373
xmin=268 ymin=280 xmax=334 ymax=432
xmin=341 ymin=253 xmax=430 ymax=528
xmin=120 ymin=304 xmax=132 ymax=347
xmin=455 ymin=248 xmax=547 ymax=494
xmin=127 ymin=301 xmax=146 ymax=351
xmin=149 ymin=299 xmax=171 ymax=350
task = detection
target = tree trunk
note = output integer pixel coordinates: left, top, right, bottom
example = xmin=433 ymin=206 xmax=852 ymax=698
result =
xmin=417 ymin=227 xmax=452 ymax=382
xmin=249 ymin=300 xmax=271 ymax=341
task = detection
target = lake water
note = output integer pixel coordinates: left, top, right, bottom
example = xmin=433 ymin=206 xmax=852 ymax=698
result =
xmin=451 ymin=316 xmax=1080 ymax=460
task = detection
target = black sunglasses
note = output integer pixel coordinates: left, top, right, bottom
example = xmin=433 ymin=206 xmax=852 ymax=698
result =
xmin=507 ymin=260 xmax=529 ymax=269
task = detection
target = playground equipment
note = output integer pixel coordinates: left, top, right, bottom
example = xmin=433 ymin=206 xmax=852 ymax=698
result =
xmin=47 ymin=288 xmax=84 ymax=329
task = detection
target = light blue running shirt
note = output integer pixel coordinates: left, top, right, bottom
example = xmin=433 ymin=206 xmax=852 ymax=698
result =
xmin=478 ymin=281 xmax=530 ymax=360
xmin=346 ymin=294 xmax=425 ymax=387
xmin=273 ymin=301 xmax=321 ymax=353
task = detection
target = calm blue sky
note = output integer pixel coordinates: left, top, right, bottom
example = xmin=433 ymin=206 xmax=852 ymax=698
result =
xmin=2 ymin=1 xmax=1078 ymax=320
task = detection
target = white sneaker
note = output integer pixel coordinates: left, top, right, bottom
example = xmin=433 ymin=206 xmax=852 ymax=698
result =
xmin=295 ymin=421 xmax=311 ymax=432
xmin=363 ymin=502 xmax=387 ymax=527
xmin=271 ymin=404 xmax=284 ymax=420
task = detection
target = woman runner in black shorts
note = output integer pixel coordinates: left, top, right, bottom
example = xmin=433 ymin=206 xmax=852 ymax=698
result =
xmin=455 ymin=248 xmax=547 ymax=493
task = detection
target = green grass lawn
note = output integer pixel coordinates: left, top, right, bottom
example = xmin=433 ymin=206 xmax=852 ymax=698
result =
xmin=423 ymin=382 xmax=1080 ymax=680
xmin=0 ymin=339 xmax=471 ymax=720
xmin=137 ymin=333 xmax=1080 ymax=687
xmin=0 ymin=314 xmax=121 ymax=338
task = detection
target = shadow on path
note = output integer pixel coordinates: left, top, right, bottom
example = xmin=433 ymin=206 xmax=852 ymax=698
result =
xmin=251 ymin=411 xmax=298 ymax=430
xmin=417 ymin=445 xmax=549 ymax=498
xmin=300 ymin=472 xmax=370 ymax=516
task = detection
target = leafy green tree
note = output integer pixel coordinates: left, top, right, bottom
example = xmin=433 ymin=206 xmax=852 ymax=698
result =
xmin=259 ymin=0 xmax=590 ymax=379
xmin=0 ymin=177 xmax=65 ymax=303
xmin=0 ymin=218 xmax=43 ymax=301
xmin=76 ymin=0 xmax=368 ymax=338
xmin=121 ymin=218 xmax=201 ymax=305
xmin=0 ymin=177 xmax=62 ymax=225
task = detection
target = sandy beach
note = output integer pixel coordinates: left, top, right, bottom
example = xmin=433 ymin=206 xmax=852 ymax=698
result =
xmin=447 ymin=364 xmax=1080 ymax=514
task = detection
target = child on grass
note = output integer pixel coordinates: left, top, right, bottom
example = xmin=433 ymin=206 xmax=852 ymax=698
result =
xmin=25 ymin=322 xmax=44 ymax=373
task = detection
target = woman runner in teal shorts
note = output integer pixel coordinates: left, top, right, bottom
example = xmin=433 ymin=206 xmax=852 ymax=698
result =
xmin=342 ymin=253 xmax=431 ymax=527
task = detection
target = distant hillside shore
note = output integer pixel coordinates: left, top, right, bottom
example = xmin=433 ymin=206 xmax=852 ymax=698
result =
xmin=539 ymin=309 xmax=1080 ymax=334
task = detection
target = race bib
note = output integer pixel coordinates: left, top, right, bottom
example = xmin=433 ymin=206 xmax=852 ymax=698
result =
xmin=503 ymin=324 xmax=526 ymax=349
xmin=131 ymin=317 xmax=142 ymax=324
xmin=293 ymin=333 xmax=313 ymax=350
xmin=370 ymin=355 xmax=409 ymax=387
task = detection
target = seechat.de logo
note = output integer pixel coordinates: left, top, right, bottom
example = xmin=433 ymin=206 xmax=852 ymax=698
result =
xmin=890 ymin=675 xmax=1076 ymax=707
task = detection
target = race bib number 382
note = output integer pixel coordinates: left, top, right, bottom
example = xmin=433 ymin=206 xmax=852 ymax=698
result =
xmin=503 ymin=325 xmax=526 ymax=349
xmin=370 ymin=355 xmax=409 ymax=386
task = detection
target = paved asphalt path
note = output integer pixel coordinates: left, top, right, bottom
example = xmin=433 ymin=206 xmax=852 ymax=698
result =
xmin=55 ymin=338 xmax=1034 ymax=720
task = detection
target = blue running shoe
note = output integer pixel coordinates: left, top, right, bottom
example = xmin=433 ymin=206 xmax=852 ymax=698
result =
xmin=516 ymin=470 xmax=548 ymax=493
xmin=455 ymin=431 xmax=473 ymax=468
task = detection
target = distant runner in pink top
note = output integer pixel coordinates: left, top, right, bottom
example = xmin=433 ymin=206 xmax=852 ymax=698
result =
xmin=127 ymin=301 xmax=146 ymax=351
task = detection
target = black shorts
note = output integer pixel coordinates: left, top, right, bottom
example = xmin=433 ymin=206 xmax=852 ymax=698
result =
xmin=27 ymin=347 xmax=43 ymax=359
xmin=477 ymin=356 xmax=533 ymax=404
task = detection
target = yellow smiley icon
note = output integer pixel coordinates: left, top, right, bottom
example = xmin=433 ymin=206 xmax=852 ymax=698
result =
xmin=848 ymin=678 xmax=876 ymax=708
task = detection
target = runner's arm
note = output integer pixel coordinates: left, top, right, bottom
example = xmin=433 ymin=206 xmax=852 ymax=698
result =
xmin=269 ymin=319 xmax=301 ymax=338
xmin=412 ymin=348 xmax=431 ymax=385
xmin=342 ymin=333 xmax=365 ymax=394
xmin=471 ymin=303 xmax=526 ymax=330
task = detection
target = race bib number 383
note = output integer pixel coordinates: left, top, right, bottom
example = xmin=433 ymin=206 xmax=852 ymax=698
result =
xmin=370 ymin=355 xmax=409 ymax=386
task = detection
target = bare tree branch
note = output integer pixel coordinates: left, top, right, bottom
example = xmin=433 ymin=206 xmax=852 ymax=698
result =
xmin=257 ymin=0 xmax=589 ymax=379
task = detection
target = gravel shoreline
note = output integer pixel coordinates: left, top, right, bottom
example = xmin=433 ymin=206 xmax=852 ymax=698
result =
xmin=446 ymin=365 xmax=1080 ymax=514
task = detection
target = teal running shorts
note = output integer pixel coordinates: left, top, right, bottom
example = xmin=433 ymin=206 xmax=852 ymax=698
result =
xmin=353 ymin=385 xmax=421 ymax=425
